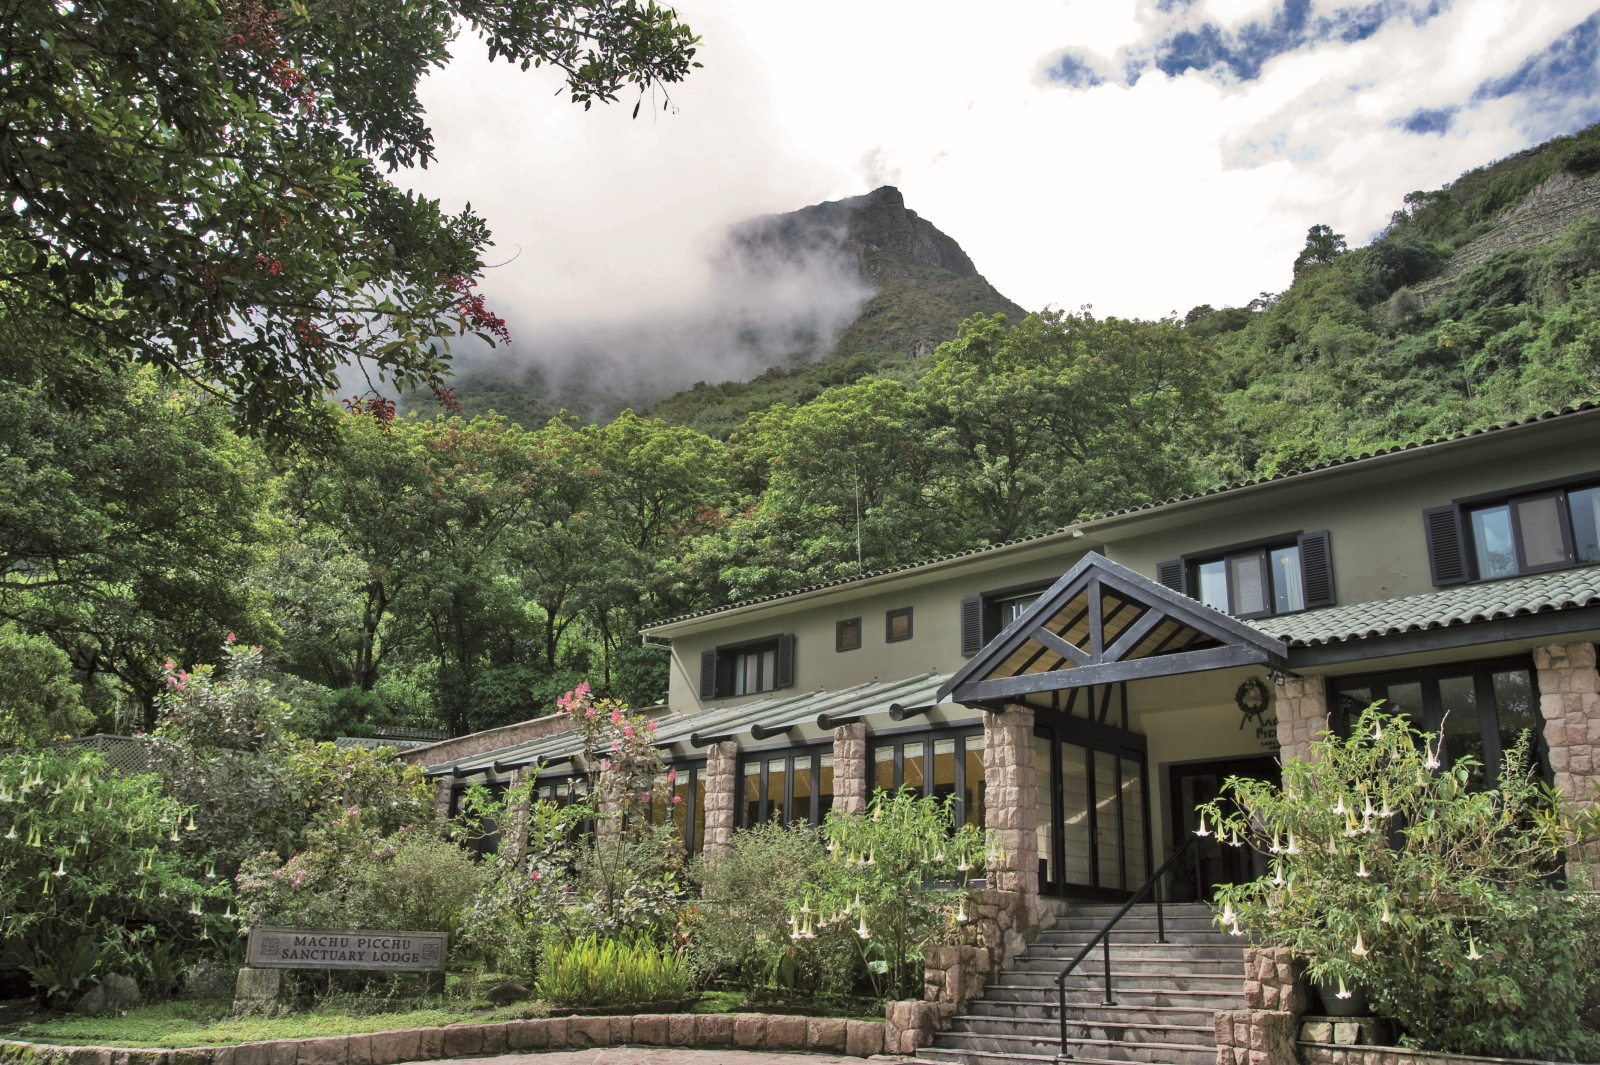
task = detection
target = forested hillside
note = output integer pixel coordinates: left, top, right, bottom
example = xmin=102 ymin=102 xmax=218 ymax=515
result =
xmin=6 ymin=125 xmax=1599 ymax=746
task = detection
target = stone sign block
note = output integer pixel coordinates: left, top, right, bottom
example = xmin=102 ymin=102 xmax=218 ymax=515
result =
xmin=246 ymin=927 xmax=447 ymax=972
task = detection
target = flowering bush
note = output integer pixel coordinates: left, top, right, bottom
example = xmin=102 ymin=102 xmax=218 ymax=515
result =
xmin=236 ymin=806 xmax=488 ymax=948
xmin=150 ymin=636 xmax=438 ymax=877
xmin=690 ymin=822 xmax=863 ymax=1002
xmin=1203 ymin=705 xmax=1599 ymax=1060
xmin=0 ymin=749 xmax=229 ymax=1002
xmin=804 ymin=789 xmax=991 ymax=1000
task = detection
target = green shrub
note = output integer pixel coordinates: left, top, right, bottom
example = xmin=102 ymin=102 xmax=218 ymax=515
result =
xmin=534 ymin=935 xmax=693 ymax=1008
xmin=0 ymin=749 xmax=230 ymax=1002
xmin=236 ymin=807 xmax=489 ymax=948
xmin=1205 ymin=706 xmax=1600 ymax=1061
xmin=689 ymin=822 xmax=861 ymax=1001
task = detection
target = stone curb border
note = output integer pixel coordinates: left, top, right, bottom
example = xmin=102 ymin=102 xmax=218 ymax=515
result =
xmin=0 ymin=1013 xmax=889 ymax=1065
xmin=1299 ymin=1041 xmax=1578 ymax=1065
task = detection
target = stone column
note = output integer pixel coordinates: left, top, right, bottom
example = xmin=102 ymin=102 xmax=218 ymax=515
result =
xmin=1274 ymin=673 xmax=1328 ymax=765
xmin=832 ymin=721 xmax=869 ymax=814
xmin=700 ymin=740 xmax=739 ymax=860
xmin=433 ymin=776 xmax=454 ymax=820
xmin=502 ymin=768 xmax=531 ymax=867
xmin=983 ymin=703 xmax=1037 ymax=896
xmin=1215 ymin=946 xmax=1305 ymax=1065
xmin=1534 ymin=642 xmax=1600 ymax=807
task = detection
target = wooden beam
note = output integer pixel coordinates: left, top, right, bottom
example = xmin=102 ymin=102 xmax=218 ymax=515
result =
xmin=1088 ymin=578 xmax=1104 ymax=660
xmin=954 ymin=644 xmax=1277 ymax=701
xmin=1030 ymin=627 xmax=1091 ymax=667
xmin=1102 ymin=606 xmax=1165 ymax=664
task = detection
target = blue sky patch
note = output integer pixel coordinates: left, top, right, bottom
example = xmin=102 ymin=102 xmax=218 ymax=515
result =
xmin=1046 ymin=51 xmax=1106 ymax=88
xmin=1393 ymin=106 xmax=1459 ymax=135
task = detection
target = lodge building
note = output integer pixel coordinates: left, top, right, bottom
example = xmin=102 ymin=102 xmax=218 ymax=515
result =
xmin=405 ymin=403 xmax=1600 ymax=925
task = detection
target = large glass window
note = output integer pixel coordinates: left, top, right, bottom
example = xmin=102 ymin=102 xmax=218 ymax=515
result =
xmin=1193 ymin=542 xmax=1308 ymax=617
xmin=645 ymin=761 xmax=707 ymax=857
xmin=737 ymin=748 xmax=835 ymax=828
xmin=1333 ymin=657 xmax=1544 ymax=785
xmin=870 ymin=728 xmax=986 ymax=828
xmin=1036 ymin=722 xmax=1150 ymax=897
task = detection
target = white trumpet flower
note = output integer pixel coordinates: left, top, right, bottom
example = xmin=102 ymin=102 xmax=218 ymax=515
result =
xmin=1285 ymin=835 xmax=1301 ymax=855
xmin=1336 ymin=977 xmax=1353 ymax=1000
xmin=1351 ymin=929 xmax=1369 ymax=957
xmin=1356 ymin=857 xmax=1369 ymax=878
xmin=1332 ymin=795 xmax=1349 ymax=816
xmin=1466 ymin=933 xmax=1483 ymax=961
xmin=1195 ymin=810 xmax=1211 ymax=838
xmin=857 ymin=915 xmax=870 ymax=940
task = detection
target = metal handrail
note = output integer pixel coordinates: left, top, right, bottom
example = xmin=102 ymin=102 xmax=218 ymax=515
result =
xmin=1054 ymin=832 xmax=1202 ymax=1059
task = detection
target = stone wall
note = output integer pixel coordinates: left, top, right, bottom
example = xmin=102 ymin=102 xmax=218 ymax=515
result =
xmin=1274 ymin=674 xmax=1329 ymax=766
xmin=1214 ymin=1009 xmax=1298 ymax=1065
xmin=700 ymin=740 xmax=739 ymax=860
xmin=1215 ymin=946 xmax=1307 ymax=1065
xmin=0 ymin=1014 xmax=890 ymax=1065
xmin=884 ymin=1000 xmax=956 ymax=1055
xmin=398 ymin=714 xmax=574 ymax=767
xmin=922 ymin=943 xmax=989 ymax=1016
xmin=831 ymin=721 xmax=868 ymax=815
xmin=1299 ymin=1043 xmax=1560 ymax=1065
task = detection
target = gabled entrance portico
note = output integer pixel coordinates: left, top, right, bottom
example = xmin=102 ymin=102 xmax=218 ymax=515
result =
xmin=940 ymin=553 xmax=1290 ymax=901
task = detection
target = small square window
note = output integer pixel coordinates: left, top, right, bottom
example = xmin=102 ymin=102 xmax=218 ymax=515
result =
xmin=886 ymin=607 xmax=913 ymax=642
xmin=836 ymin=617 xmax=862 ymax=652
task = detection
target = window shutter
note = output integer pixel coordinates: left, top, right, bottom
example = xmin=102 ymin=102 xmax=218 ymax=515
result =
xmin=1296 ymin=530 xmax=1336 ymax=608
xmin=775 ymin=634 xmax=795 ymax=689
xmin=960 ymin=596 xmax=982 ymax=656
xmin=698 ymin=650 xmax=717 ymax=700
xmin=1156 ymin=559 xmax=1185 ymax=594
xmin=1423 ymin=505 xmax=1470 ymax=585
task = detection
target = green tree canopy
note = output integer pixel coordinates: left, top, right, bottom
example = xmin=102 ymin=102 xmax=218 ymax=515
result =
xmin=3 ymin=0 xmax=698 ymax=438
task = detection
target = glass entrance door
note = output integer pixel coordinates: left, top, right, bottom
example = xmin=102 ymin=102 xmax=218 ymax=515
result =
xmin=1168 ymin=756 xmax=1279 ymax=902
xmin=1034 ymin=725 xmax=1151 ymax=898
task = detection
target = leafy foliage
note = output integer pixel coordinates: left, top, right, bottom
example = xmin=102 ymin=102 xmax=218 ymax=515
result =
xmin=0 ymin=750 xmax=229 ymax=1002
xmin=2 ymin=0 xmax=697 ymax=439
xmin=533 ymin=934 xmax=694 ymax=1009
xmin=806 ymin=790 xmax=990 ymax=1000
xmin=689 ymin=822 xmax=863 ymax=1000
xmin=1203 ymin=706 xmax=1599 ymax=1060
xmin=0 ymin=623 xmax=92 ymax=747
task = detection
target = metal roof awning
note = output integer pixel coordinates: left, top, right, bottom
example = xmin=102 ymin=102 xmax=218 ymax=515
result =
xmin=425 ymin=673 xmax=962 ymax=778
xmin=939 ymin=552 xmax=1289 ymax=705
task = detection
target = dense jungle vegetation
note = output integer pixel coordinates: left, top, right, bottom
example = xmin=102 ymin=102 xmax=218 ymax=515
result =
xmin=6 ymin=120 xmax=1600 ymax=743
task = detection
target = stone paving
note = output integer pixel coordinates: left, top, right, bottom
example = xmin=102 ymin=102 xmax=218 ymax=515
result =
xmin=460 ymin=1051 xmax=907 ymax=1064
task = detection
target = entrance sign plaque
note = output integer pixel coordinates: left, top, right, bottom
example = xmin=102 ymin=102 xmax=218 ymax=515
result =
xmin=245 ymin=926 xmax=447 ymax=971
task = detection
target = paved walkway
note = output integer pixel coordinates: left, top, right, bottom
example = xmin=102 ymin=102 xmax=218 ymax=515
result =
xmin=469 ymin=1051 xmax=908 ymax=1064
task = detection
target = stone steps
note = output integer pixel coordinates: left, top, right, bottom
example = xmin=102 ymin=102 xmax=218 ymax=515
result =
xmin=924 ymin=903 xmax=1244 ymax=1065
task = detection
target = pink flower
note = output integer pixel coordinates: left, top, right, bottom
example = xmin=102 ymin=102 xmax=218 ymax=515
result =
xmin=648 ymin=719 xmax=658 ymax=732
xmin=586 ymin=707 xmax=595 ymax=718
xmin=226 ymin=633 xmax=237 ymax=643
xmin=623 ymin=725 xmax=634 ymax=739
xmin=530 ymin=870 xmax=541 ymax=880
xmin=164 ymin=659 xmax=175 ymax=671
xmin=672 ymin=795 xmax=682 ymax=804
xmin=601 ymin=760 xmax=612 ymax=771
xmin=642 ymin=793 xmax=651 ymax=803
xmin=666 ymin=769 xmax=677 ymax=784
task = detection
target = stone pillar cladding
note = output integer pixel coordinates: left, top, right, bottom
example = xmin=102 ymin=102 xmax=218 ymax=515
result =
xmin=1274 ymin=673 xmax=1329 ymax=766
xmin=700 ymin=740 xmax=739 ymax=860
xmin=1534 ymin=642 xmax=1600 ymax=804
xmin=1215 ymin=946 xmax=1305 ymax=1065
xmin=978 ymin=703 xmax=1042 ymax=968
xmin=922 ymin=944 xmax=990 ymax=1014
xmin=1535 ymin=642 xmax=1600 ymax=887
xmin=832 ymin=721 xmax=869 ymax=815
xmin=433 ymin=777 xmax=454 ymax=820
xmin=502 ymin=768 xmax=530 ymax=867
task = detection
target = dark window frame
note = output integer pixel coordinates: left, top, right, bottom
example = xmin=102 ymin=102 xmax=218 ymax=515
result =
xmin=643 ymin=757 xmax=709 ymax=857
xmin=885 ymin=606 xmax=914 ymax=643
xmin=1032 ymin=709 xmax=1152 ymax=901
xmin=1329 ymin=655 xmax=1546 ymax=786
xmin=737 ymin=744 xmax=836 ymax=829
xmin=1180 ymin=531 xmax=1311 ymax=619
xmin=702 ymin=633 xmax=795 ymax=699
xmin=869 ymin=725 xmax=985 ymax=829
xmin=970 ymin=579 xmax=1057 ymax=650
xmin=1450 ymin=476 xmax=1599 ymax=581
xmin=836 ymin=617 xmax=863 ymax=652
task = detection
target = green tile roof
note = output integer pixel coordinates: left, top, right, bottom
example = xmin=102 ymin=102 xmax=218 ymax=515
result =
xmin=1249 ymin=566 xmax=1600 ymax=648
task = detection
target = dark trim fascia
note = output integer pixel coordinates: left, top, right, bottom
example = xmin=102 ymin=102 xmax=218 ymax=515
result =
xmin=954 ymin=644 xmax=1277 ymax=701
xmin=1031 ymin=706 xmax=1149 ymax=754
xmin=1286 ymin=607 xmax=1600 ymax=669
xmin=1453 ymin=467 xmax=1600 ymax=507
xmin=981 ymin=577 xmax=1057 ymax=602
xmin=1179 ymin=530 xmax=1303 ymax=562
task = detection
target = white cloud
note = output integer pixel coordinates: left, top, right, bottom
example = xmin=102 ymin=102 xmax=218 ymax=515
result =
xmin=401 ymin=0 xmax=1600 ymax=399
